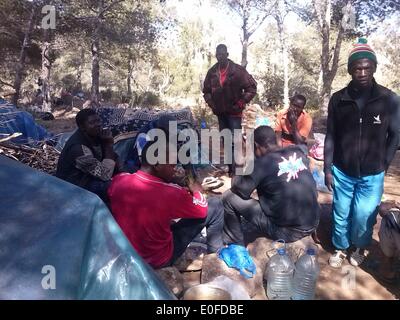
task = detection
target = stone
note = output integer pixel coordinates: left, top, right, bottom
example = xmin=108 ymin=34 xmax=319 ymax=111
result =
xmin=155 ymin=266 xmax=184 ymax=297
xmin=247 ymin=235 xmax=317 ymax=265
xmin=246 ymin=235 xmax=317 ymax=299
xmin=201 ymin=253 xmax=259 ymax=298
xmin=181 ymin=270 xmax=201 ymax=291
xmin=174 ymin=244 xmax=207 ymax=272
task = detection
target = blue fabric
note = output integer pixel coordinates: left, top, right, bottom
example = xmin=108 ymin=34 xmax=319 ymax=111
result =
xmin=54 ymin=131 xmax=75 ymax=152
xmin=331 ymin=165 xmax=384 ymax=249
xmin=218 ymin=244 xmax=256 ymax=278
xmin=0 ymin=100 xmax=51 ymax=144
xmin=0 ymin=155 xmax=175 ymax=300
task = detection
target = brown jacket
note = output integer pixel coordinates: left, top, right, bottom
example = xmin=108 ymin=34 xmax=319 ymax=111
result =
xmin=203 ymin=60 xmax=257 ymax=116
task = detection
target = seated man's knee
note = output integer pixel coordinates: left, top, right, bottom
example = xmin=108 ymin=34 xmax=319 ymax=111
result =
xmin=207 ymin=196 xmax=224 ymax=222
xmin=221 ymin=189 xmax=235 ymax=206
xmin=208 ymin=196 xmax=223 ymax=208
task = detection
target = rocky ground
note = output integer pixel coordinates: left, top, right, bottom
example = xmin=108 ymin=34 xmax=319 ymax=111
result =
xmin=156 ymin=158 xmax=400 ymax=300
xmin=38 ymin=107 xmax=400 ymax=300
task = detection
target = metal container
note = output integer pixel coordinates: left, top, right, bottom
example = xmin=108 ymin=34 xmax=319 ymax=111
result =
xmin=183 ymin=284 xmax=232 ymax=300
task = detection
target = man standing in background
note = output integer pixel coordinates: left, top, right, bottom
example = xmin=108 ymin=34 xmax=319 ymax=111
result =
xmin=203 ymin=44 xmax=257 ymax=175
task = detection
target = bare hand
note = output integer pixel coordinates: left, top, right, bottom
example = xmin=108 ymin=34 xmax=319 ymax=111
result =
xmin=187 ymin=179 xmax=203 ymax=194
xmin=288 ymin=110 xmax=297 ymax=126
xmin=231 ymin=104 xmax=242 ymax=113
xmin=325 ymin=172 xmax=333 ymax=192
xmin=100 ymin=128 xmax=114 ymax=145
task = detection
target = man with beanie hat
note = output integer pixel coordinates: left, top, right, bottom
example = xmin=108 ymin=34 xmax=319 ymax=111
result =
xmin=324 ymin=38 xmax=400 ymax=268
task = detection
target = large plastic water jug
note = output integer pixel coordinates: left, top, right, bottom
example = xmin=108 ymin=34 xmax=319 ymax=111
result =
xmin=292 ymin=246 xmax=320 ymax=300
xmin=265 ymin=240 xmax=294 ymax=300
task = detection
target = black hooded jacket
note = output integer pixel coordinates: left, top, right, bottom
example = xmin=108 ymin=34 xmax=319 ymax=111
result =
xmin=324 ymin=80 xmax=400 ymax=177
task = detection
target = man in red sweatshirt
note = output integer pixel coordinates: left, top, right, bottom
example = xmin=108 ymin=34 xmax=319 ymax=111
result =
xmin=108 ymin=138 xmax=224 ymax=269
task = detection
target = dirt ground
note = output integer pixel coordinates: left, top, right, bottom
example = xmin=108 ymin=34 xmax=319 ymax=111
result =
xmin=205 ymin=156 xmax=400 ymax=300
xmin=36 ymin=108 xmax=78 ymax=135
xmin=39 ymin=109 xmax=400 ymax=300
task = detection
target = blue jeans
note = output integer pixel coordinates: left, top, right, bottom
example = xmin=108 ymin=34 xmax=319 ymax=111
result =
xmin=217 ymin=115 xmax=242 ymax=132
xmin=331 ymin=165 xmax=384 ymax=250
xmin=167 ymin=197 xmax=224 ymax=265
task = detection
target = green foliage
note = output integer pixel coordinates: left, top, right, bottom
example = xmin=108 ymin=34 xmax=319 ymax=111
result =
xmin=0 ymin=0 xmax=399 ymax=111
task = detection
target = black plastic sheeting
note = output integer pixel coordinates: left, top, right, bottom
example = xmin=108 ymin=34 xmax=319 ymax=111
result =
xmin=0 ymin=155 xmax=175 ymax=300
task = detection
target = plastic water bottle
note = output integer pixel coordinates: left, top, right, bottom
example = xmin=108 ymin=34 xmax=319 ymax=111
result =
xmin=265 ymin=242 xmax=294 ymax=300
xmin=292 ymin=247 xmax=320 ymax=300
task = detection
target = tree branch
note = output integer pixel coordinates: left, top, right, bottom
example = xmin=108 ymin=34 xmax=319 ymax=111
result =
xmin=328 ymin=6 xmax=347 ymax=78
xmin=312 ymin=0 xmax=323 ymax=32
xmin=247 ymin=0 xmax=278 ymax=36
xmin=99 ymin=0 xmax=124 ymax=17
xmin=0 ymin=78 xmax=15 ymax=88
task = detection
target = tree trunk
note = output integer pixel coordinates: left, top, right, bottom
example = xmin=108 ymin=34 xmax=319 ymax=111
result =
xmin=41 ymin=29 xmax=52 ymax=113
xmin=91 ymin=28 xmax=100 ymax=105
xmin=316 ymin=0 xmax=348 ymax=115
xmin=317 ymin=68 xmax=323 ymax=94
xmin=275 ymin=6 xmax=289 ymax=107
xmin=77 ymin=47 xmax=84 ymax=91
xmin=282 ymin=46 xmax=289 ymax=107
xmin=240 ymin=2 xmax=249 ymax=68
xmin=12 ymin=5 xmax=36 ymax=107
xmin=317 ymin=0 xmax=331 ymax=115
xmin=127 ymin=49 xmax=133 ymax=98
xmin=241 ymin=36 xmax=249 ymax=69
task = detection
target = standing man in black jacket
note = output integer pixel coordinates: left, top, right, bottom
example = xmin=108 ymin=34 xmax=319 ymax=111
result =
xmin=324 ymin=38 xmax=400 ymax=268
xmin=223 ymin=126 xmax=319 ymax=245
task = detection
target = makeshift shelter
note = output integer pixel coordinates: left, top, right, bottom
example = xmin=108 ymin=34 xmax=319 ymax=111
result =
xmin=0 ymin=99 xmax=51 ymax=144
xmin=0 ymin=155 xmax=175 ymax=300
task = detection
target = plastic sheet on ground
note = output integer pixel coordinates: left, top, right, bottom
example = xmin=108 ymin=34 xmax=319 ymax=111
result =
xmin=0 ymin=155 xmax=175 ymax=300
xmin=0 ymin=99 xmax=51 ymax=144
xmin=54 ymin=131 xmax=75 ymax=152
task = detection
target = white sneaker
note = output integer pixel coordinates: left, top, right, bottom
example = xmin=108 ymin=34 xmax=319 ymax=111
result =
xmin=349 ymin=248 xmax=367 ymax=267
xmin=329 ymin=250 xmax=347 ymax=268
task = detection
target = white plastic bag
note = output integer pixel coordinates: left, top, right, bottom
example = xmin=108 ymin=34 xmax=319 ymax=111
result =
xmin=309 ymin=133 xmax=325 ymax=160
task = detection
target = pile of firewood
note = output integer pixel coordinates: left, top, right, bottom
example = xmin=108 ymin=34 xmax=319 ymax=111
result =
xmin=0 ymin=133 xmax=59 ymax=175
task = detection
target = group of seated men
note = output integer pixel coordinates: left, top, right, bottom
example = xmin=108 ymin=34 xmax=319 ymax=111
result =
xmin=55 ymin=102 xmax=399 ymax=282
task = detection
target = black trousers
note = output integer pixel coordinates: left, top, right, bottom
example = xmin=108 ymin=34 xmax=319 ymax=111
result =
xmin=166 ymin=197 xmax=225 ymax=266
xmin=222 ymin=190 xmax=315 ymax=245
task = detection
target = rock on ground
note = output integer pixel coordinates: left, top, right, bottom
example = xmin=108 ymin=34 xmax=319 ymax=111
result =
xmin=155 ymin=266 xmax=184 ymax=297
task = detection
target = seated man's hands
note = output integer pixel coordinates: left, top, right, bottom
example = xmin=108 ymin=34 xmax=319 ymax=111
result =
xmin=287 ymin=109 xmax=298 ymax=128
xmin=100 ymin=128 xmax=114 ymax=146
xmin=187 ymin=176 xmax=203 ymax=194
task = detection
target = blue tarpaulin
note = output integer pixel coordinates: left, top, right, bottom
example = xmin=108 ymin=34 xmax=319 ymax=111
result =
xmin=0 ymin=99 xmax=51 ymax=144
xmin=0 ymin=155 xmax=175 ymax=300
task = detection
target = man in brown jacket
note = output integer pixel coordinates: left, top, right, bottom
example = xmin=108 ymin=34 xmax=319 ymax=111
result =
xmin=203 ymin=44 xmax=257 ymax=130
xmin=203 ymin=44 xmax=257 ymax=175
